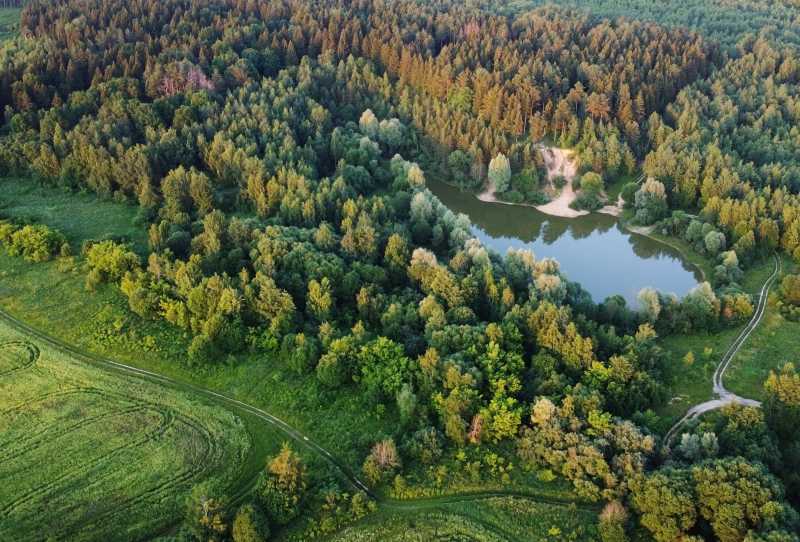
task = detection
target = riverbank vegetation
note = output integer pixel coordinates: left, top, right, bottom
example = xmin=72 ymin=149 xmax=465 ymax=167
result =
xmin=1 ymin=0 xmax=800 ymax=540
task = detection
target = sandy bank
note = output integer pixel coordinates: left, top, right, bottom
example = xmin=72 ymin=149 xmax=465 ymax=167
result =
xmin=477 ymin=146 xmax=590 ymax=218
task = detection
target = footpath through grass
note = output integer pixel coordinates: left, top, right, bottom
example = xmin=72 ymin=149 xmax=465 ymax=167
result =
xmin=324 ymin=496 xmax=598 ymax=542
xmin=658 ymin=254 xmax=799 ymax=427
xmin=0 ymin=317 xmax=251 ymax=542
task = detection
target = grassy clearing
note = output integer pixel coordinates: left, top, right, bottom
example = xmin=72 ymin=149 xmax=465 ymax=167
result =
xmin=0 ymin=177 xmax=148 ymax=254
xmin=0 ymin=317 xmax=251 ymax=542
xmin=323 ymin=497 xmax=598 ymax=542
xmin=0 ymin=8 xmax=20 ymax=43
xmin=0 ymin=177 xmax=401 ymax=474
xmin=657 ymin=255 xmax=798 ymax=426
xmin=725 ymin=255 xmax=800 ymax=399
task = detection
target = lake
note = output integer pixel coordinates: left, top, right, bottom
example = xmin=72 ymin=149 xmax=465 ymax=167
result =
xmin=426 ymin=178 xmax=702 ymax=307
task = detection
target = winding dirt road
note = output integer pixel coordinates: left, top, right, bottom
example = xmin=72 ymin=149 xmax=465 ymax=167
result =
xmin=0 ymin=305 xmax=598 ymax=530
xmin=665 ymin=254 xmax=781 ymax=446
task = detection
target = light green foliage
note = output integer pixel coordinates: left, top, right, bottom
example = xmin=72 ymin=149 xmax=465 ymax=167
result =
xmin=579 ymin=172 xmax=603 ymax=194
xmin=779 ymin=274 xmax=800 ymax=313
xmin=84 ymin=239 xmax=140 ymax=287
xmin=633 ymin=178 xmax=668 ymax=225
xmin=2 ymin=222 xmax=66 ymax=262
xmin=692 ymin=459 xmax=788 ymax=542
xmin=356 ymin=337 xmax=414 ymax=400
xmin=488 ymin=153 xmax=511 ymax=194
xmin=630 ymin=470 xmax=697 ymax=542
xmin=232 ymin=503 xmax=270 ymax=542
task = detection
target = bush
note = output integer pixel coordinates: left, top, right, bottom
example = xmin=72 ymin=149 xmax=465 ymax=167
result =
xmin=5 ymin=223 xmax=66 ymax=262
xmin=780 ymin=274 xmax=800 ymax=306
xmin=499 ymin=190 xmax=524 ymax=204
xmin=84 ymin=240 xmax=140 ymax=289
xmin=572 ymin=191 xmax=603 ymax=211
xmin=621 ymin=182 xmax=638 ymax=208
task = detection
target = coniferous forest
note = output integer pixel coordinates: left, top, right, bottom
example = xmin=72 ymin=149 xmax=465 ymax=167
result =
xmin=1 ymin=1 xmax=800 ymax=541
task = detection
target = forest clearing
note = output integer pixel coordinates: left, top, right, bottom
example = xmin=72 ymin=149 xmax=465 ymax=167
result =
xmin=2 ymin=0 xmax=800 ymax=539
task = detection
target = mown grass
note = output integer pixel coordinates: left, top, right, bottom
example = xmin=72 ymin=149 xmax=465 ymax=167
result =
xmin=322 ymin=496 xmax=598 ymax=542
xmin=657 ymin=254 xmax=798 ymax=426
xmin=0 ymin=318 xmax=251 ymax=542
xmin=0 ymin=8 xmax=20 ymax=43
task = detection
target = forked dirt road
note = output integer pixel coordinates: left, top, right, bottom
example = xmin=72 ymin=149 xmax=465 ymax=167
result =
xmin=665 ymin=254 xmax=781 ymax=446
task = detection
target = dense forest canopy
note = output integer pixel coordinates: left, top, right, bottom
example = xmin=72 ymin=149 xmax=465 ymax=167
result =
xmin=1 ymin=0 xmax=800 ymax=540
xmin=508 ymin=0 xmax=800 ymax=52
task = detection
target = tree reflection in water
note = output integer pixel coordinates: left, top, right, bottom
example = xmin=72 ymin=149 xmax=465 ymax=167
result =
xmin=427 ymin=178 xmax=702 ymax=306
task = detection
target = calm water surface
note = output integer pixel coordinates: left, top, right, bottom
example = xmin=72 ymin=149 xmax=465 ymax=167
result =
xmin=427 ymin=178 xmax=702 ymax=306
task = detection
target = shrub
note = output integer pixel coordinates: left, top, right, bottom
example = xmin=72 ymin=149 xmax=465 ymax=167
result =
xmin=84 ymin=240 xmax=140 ymax=289
xmin=500 ymin=190 xmax=524 ymax=203
xmin=5 ymin=223 xmax=66 ymax=262
xmin=621 ymin=182 xmax=638 ymax=208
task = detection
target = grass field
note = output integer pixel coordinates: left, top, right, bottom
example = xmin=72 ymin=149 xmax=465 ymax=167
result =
xmin=0 ymin=8 xmax=20 ymax=43
xmin=326 ymin=497 xmax=598 ymax=542
xmin=0 ymin=177 xmax=605 ymax=538
xmin=0 ymin=178 xmax=148 ymax=254
xmin=0 ymin=317 xmax=251 ymax=541
xmin=0 ymin=176 xmax=401 ymax=473
xmin=658 ymin=254 xmax=799 ymax=426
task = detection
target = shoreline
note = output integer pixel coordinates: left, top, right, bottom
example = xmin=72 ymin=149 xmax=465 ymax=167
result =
xmin=477 ymin=146 xmax=591 ymax=219
xmin=619 ymin=220 xmax=708 ymax=283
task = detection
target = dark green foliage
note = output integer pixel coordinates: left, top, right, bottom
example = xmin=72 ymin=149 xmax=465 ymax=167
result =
xmin=2 ymin=0 xmax=800 ymax=538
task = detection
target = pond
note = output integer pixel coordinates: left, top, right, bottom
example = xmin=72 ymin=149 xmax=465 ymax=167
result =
xmin=426 ymin=178 xmax=702 ymax=307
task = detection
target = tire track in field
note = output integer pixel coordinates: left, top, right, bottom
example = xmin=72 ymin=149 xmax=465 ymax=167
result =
xmin=0 ymin=307 xmax=376 ymax=497
xmin=0 ymin=405 xmax=143 ymax=464
xmin=56 ymin=413 xmax=221 ymax=542
xmin=0 ymin=306 xmax=600 ymax=533
xmin=0 ymin=388 xmax=139 ymax=461
xmin=0 ymin=406 xmax=175 ymax=518
xmin=0 ymin=340 xmax=39 ymax=376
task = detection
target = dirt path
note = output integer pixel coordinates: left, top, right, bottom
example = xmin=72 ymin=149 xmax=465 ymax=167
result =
xmin=664 ymin=254 xmax=781 ymax=446
xmin=535 ymin=147 xmax=588 ymax=218
xmin=0 ymin=305 xmax=596 ymax=521
xmin=477 ymin=146 xmax=588 ymax=218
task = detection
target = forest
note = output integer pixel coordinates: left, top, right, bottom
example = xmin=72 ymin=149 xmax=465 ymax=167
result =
xmin=1 ymin=0 xmax=800 ymax=540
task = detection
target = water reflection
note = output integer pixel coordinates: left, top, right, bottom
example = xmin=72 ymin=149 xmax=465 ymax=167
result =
xmin=427 ymin=178 xmax=702 ymax=306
